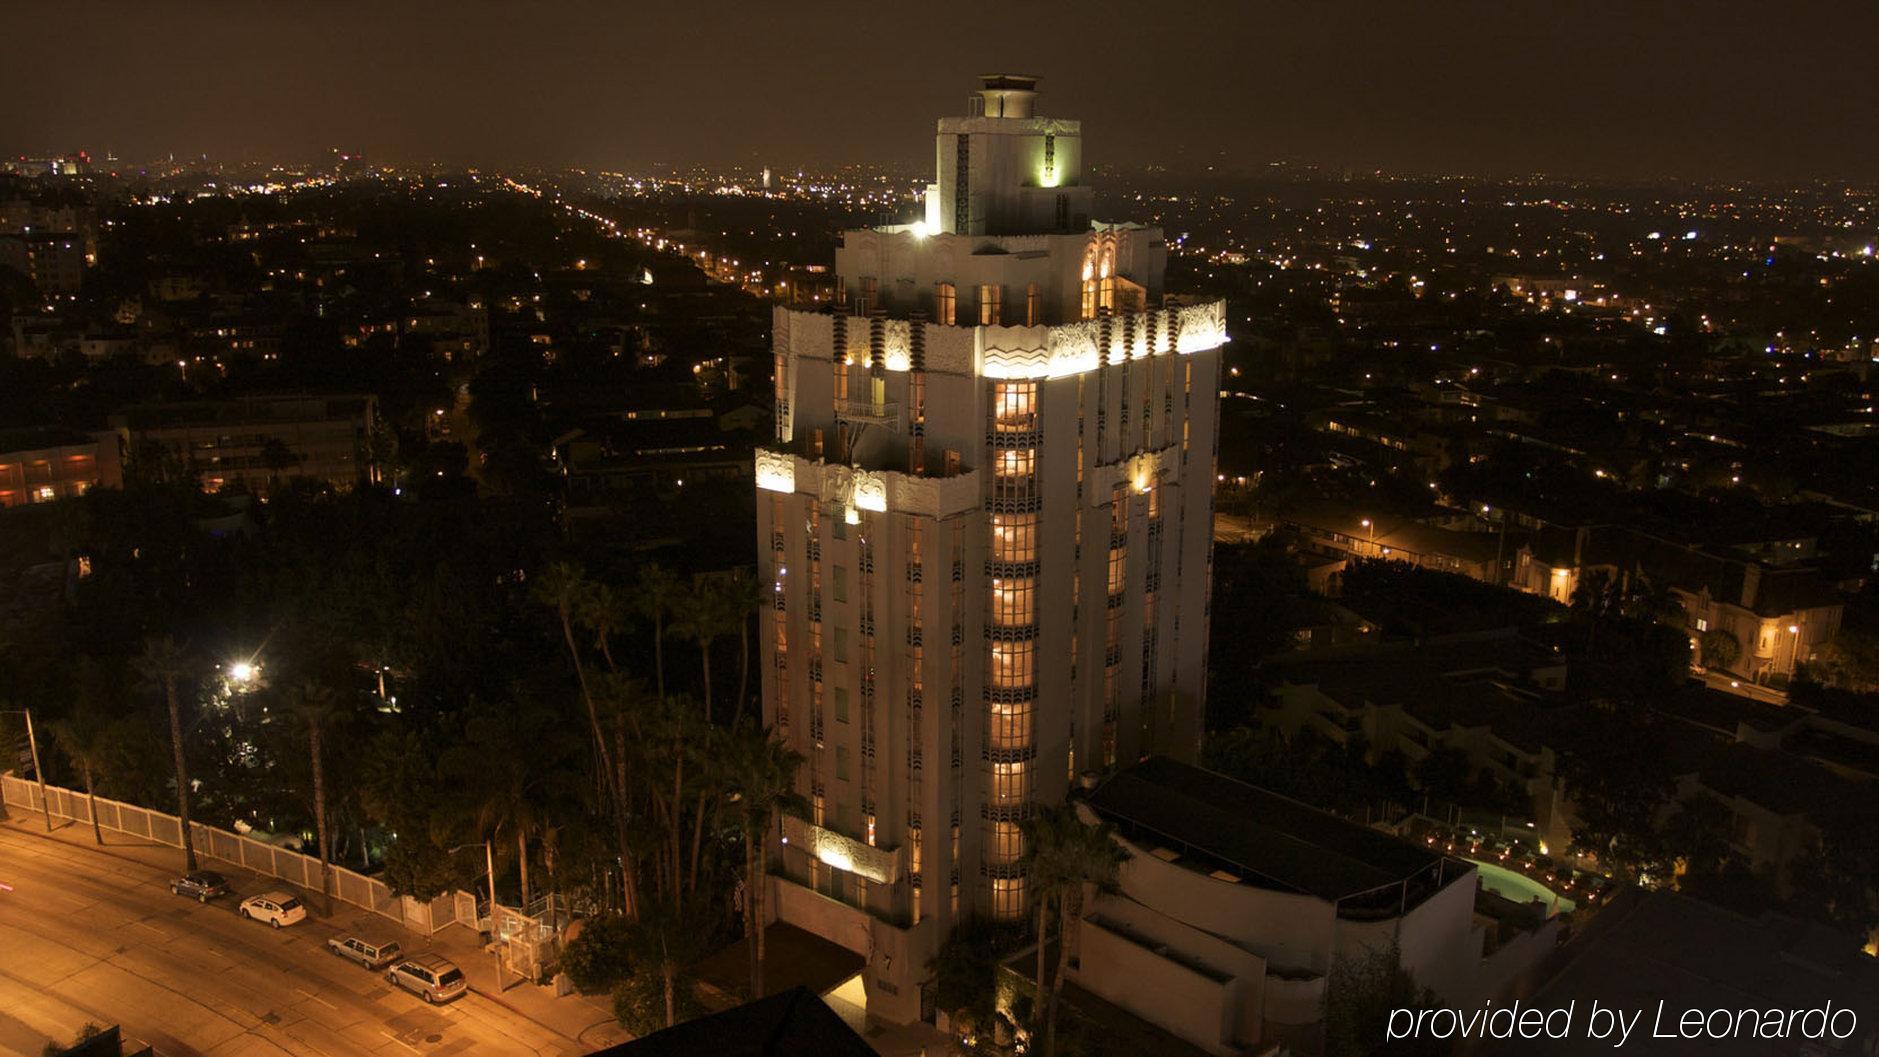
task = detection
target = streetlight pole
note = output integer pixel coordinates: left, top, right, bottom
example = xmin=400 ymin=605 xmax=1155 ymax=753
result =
xmin=24 ymin=710 xmax=50 ymax=833
xmin=3 ymin=709 xmax=53 ymax=833
xmin=451 ymin=840 xmax=505 ymax=991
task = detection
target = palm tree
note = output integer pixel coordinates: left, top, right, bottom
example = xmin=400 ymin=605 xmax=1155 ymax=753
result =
xmin=578 ymin=582 xmax=630 ymax=673
xmin=443 ymin=704 xmax=542 ymax=909
xmin=135 ymin=636 xmax=197 ymax=871
xmin=49 ymin=708 xmax=113 ymax=846
xmin=671 ymin=578 xmax=739 ymax=723
xmin=634 ymin=565 xmax=682 ymax=701
xmin=286 ymin=681 xmax=341 ymax=908
xmin=1025 ymin=801 xmax=1130 ymax=1057
xmin=534 ymin=563 xmax=615 ymax=784
xmin=726 ymin=727 xmax=806 ymax=998
xmin=623 ymin=899 xmax=709 ymax=1029
xmin=725 ymin=575 xmax=763 ymax=726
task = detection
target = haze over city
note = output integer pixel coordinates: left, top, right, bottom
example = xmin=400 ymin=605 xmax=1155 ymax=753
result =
xmin=6 ymin=1 xmax=1879 ymax=180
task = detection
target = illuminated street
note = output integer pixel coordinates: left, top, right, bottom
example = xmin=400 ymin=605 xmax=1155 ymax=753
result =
xmin=0 ymin=824 xmax=604 ymax=1057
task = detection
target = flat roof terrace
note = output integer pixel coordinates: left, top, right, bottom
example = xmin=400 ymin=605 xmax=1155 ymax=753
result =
xmin=1087 ymin=756 xmax=1468 ymax=916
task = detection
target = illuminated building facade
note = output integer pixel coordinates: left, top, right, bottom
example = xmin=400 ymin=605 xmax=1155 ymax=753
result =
xmin=755 ymin=76 xmax=1225 ymax=1021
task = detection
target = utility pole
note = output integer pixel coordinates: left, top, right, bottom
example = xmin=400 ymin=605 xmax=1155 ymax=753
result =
xmin=485 ymin=839 xmax=507 ymax=991
xmin=21 ymin=709 xmax=52 ymax=833
xmin=6 ymin=709 xmax=53 ymax=837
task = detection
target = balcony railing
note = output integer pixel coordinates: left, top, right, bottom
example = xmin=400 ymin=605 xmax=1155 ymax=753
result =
xmin=834 ymin=398 xmax=902 ymax=430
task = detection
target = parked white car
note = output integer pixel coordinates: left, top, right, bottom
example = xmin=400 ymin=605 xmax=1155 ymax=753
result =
xmin=327 ymin=935 xmax=402 ymax=969
xmin=238 ymin=891 xmax=307 ymax=928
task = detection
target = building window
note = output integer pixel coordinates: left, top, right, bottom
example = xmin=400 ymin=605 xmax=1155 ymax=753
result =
xmin=988 ymin=819 xmax=1022 ymax=865
xmin=994 ymin=448 xmax=1035 ymax=480
xmin=988 ymin=698 xmax=1032 ymax=752
xmin=833 ymin=565 xmax=848 ymax=603
xmin=835 ymin=687 xmax=850 ymax=724
xmin=1695 ymin=618 xmax=1709 ymax=632
xmin=991 ymin=513 xmax=1037 ymax=563
xmin=836 ymin=746 xmax=850 ymax=782
xmin=1025 ymin=283 xmax=1042 ymax=325
xmin=989 ymin=759 xmax=1030 ymax=805
xmin=991 ymin=577 xmax=1035 ymax=627
xmin=993 ymin=381 xmax=1037 ymax=432
xmin=936 ymin=282 xmax=956 ymax=326
xmin=1108 ymin=546 xmax=1127 ymax=596
xmin=860 ymin=276 xmax=878 ymax=312
xmin=989 ymin=639 xmax=1035 ymax=688
xmin=835 ymin=627 xmax=850 ymax=663
xmin=978 ymin=284 xmax=1002 ymax=326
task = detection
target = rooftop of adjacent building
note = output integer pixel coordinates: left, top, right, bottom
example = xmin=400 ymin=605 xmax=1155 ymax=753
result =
xmin=1480 ymin=888 xmax=1878 ymax=1056
xmin=111 ymin=392 xmax=376 ymax=430
xmin=0 ymin=426 xmax=106 ymax=454
xmin=588 ymin=985 xmax=876 ymax=1057
xmin=1086 ymin=755 xmax=1463 ymax=906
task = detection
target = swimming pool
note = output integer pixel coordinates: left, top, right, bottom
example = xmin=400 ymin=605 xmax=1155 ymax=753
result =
xmin=1469 ymin=858 xmax=1576 ymax=916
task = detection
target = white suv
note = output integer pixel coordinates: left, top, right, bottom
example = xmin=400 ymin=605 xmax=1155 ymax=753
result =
xmin=238 ymin=891 xmax=308 ymax=928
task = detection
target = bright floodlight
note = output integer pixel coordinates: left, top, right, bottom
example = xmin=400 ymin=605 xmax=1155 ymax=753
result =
xmin=228 ymin=662 xmax=256 ymax=683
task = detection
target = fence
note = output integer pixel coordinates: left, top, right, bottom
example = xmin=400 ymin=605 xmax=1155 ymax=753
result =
xmin=2 ymin=774 xmax=476 ymax=938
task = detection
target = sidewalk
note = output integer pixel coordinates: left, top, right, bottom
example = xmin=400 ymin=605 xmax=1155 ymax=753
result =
xmin=0 ymin=812 xmax=628 ymax=1052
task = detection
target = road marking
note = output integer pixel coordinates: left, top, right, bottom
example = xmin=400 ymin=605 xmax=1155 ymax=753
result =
xmin=380 ymin=1030 xmax=424 ymax=1054
xmin=296 ymin=987 xmax=339 ymax=1010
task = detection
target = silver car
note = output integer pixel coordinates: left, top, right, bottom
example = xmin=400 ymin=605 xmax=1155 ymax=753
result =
xmin=327 ymin=935 xmax=402 ymax=970
xmin=385 ymin=954 xmax=467 ymax=1004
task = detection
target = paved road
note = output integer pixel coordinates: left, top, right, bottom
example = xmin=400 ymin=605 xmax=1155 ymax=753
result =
xmin=0 ymin=826 xmax=584 ymax=1057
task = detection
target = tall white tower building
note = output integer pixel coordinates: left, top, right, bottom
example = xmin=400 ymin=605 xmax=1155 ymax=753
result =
xmin=756 ymin=75 xmax=1225 ymax=1022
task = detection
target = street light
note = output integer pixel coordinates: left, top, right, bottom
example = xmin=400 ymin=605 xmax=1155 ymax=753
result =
xmin=1 ymin=709 xmax=52 ymax=833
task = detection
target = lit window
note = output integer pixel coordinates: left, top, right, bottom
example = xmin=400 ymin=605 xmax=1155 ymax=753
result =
xmin=989 ymin=639 xmax=1035 ymax=688
xmin=987 ymin=819 xmax=1022 ymax=865
xmin=993 ymin=876 xmax=1024 ymax=917
xmin=993 ymin=382 xmax=1037 ymax=432
xmin=989 ymin=759 xmax=1030 ymax=803
xmin=978 ymin=284 xmax=1002 ymax=326
xmin=991 ymin=513 xmax=1037 ymax=563
xmin=988 ymin=699 xmax=1031 ymax=751
xmin=1108 ymin=546 xmax=1127 ymax=596
xmin=991 ymin=576 xmax=1035 ymax=626
xmin=994 ymin=448 xmax=1035 ymax=479
xmin=1025 ymin=283 xmax=1042 ymax=326
xmin=936 ymin=282 xmax=956 ymax=326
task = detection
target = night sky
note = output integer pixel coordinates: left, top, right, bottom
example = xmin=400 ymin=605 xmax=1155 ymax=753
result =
xmin=6 ymin=0 xmax=1876 ymax=182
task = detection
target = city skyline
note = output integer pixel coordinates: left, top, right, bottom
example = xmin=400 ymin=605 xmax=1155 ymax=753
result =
xmin=5 ymin=0 xmax=1878 ymax=183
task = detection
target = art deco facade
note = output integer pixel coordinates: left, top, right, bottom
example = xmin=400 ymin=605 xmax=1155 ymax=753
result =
xmin=756 ymin=76 xmax=1225 ymax=1020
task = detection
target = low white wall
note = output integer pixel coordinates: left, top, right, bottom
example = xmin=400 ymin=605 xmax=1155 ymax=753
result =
xmin=1076 ymin=916 xmax=1238 ymax=1057
xmin=1114 ymin=832 xmax=1337 ymax=975
xmin=3 ymin=774 xmax=475 ymax=936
